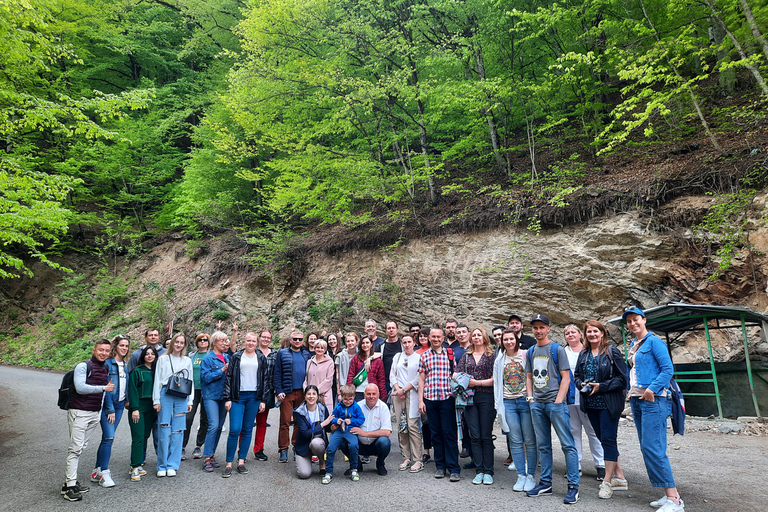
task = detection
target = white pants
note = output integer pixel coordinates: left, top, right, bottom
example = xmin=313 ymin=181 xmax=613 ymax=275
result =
xmin=568 ymin=404 xmax=605 ymax=469
xmin=66 ymin=409 xmax=101 ymax=486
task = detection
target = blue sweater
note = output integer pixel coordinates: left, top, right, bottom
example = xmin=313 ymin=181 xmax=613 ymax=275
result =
xmin=273 ymin=347 xmax=311 ymax=396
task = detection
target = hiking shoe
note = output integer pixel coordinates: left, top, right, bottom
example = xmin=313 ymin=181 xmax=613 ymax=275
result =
xmin=563 ymin=484 xmax=580 ymax=504
xmin=254 ymin=450 xmax=268 ymax=461
xmin=611 ymin=477 xmax=629 ymax=491
xmin=222 ymin=467 xmax=232 ymax=478
xmin=656 ymin=498 xmax=685 ymax=512
xmin=449 ymin=473 xmax=461 ymax=482
xmin=90 ymin=467 xmax=101 ymax=483
xmin=209 ymin=456 xmax=220 ymax=468
xmin=237 ymin=464 xmax=248 ymax=474
xmin=526 ymin=482 xmax=553 ymax=497
xmin=136 ymin=466 xmax=147 ymax=476
xmin=322 ymin=474 xmax=332 ymax=484
xmin=192 ymin=446 xmax=202 ymax=459
xmin=596 ymin=467 xmax=606 ymax=481
xmin=599 ymin=480 xmax=613 ymax=499
xmin=434 ymin=469 xmax=446 ymax=479
xmin=156 ymin=470 xmax=166 ymax=477
xmin=62 ymin=486 xmax=82 ymax=502
xmin=130 ymin=468 xmax=141 ymax=481
xmin=166 ymin=469 xmax=176 ymax=477
xmin=472 ymin=473 xmax=484 ymax=485
xmin=350 ymin=469 xmax=359 ymax=481
xmin=279 ymin=449 xmax=288 ymax=463
xmin=650 ymin=496 xmax=670 ymax=508
xmin=202 ymin=459 xmax=214 ymax=472
xmin=523 ymin=475 xmax=536 ymax=492
xmin=513 ymin=474 xmax=528 ymax=491
xmin=483 ymin=474 xmax=493 ymax=485
xmin=99 ymin=469 xmax=115 ymax=488
xmin=181 ymin=448 xmax=186 ymax=461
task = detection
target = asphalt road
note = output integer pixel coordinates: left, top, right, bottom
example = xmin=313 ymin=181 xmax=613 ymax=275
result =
xmin=1 ymin=364 xmax=767 ymax=511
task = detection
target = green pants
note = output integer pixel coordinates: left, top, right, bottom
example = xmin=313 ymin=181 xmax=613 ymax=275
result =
xmin=129 ymin=400 xmax=156 ymax=467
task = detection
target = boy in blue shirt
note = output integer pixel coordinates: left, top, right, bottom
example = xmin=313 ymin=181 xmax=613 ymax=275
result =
xmin=323 ymin=385 xmax=364 ymax=483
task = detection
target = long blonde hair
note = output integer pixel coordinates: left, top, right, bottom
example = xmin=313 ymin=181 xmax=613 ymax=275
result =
xmin=466 ymin=328 xmax=494 ymax=357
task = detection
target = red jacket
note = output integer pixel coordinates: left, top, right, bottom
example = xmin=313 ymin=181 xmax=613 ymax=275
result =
xmin=347 ymin=355 xmax=387 ymax=402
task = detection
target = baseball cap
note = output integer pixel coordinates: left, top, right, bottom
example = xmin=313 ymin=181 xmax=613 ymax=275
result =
xmin=622 ymin=306 xmax=645 ymax=320
xmin=530 ymin=313 xmax=550 ymax=326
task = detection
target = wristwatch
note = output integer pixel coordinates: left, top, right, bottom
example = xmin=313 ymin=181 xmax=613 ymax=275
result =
xmin=526 ymin=396 xmax=534 ymax=402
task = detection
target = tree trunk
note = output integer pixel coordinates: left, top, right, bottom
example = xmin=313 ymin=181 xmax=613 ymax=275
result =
xmin=740 ymin=0 xmax=768 ymax=63
xmin=473 ymin=44 xmax=507 ymax=175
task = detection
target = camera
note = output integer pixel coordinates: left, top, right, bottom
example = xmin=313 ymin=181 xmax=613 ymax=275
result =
xmin=580 ymin=383 xmax=593 ymax=394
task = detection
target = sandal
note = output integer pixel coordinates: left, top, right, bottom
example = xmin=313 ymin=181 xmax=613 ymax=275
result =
xmin=399 ymin=459 xmax=411 ymax=471
xmin=409 ymin=461 xmax=424 ymax=473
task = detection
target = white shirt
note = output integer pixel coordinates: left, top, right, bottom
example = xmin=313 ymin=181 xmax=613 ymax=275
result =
xmin=357 ymin=398 xmax=392 ymax=445
xmin=239 ymin=352 xmax=259 ymax=391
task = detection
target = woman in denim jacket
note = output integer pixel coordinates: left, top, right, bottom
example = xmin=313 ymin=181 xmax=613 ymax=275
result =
xmin=623 ymin=307 xmax=684 ymax=512
xmin=200 ymin=331 xmax=230 ymax=472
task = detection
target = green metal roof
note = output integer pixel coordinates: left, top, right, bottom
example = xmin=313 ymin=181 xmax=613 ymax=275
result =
xmin=606 ymin=302 xmax=768 ymax=334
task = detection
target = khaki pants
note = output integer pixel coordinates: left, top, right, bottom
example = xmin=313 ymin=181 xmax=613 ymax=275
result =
xmin=66 ymin=409 xmax=101 ymax=486
xmin=392 ymin=393 xmax=422 ymax=462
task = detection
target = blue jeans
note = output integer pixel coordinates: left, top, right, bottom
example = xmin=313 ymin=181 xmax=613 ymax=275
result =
xmin=504 ymin=397 xmax=538 ymax=476
xmin=157 ymin=387 xmax=187 ymax=471
xmin=530 ymin=401 xmax=580 ymax=486
xmin=203 ymin=398 xmax=227 ymax=458
xmin=630 ymin=396 xmax=676 ymax=488
xmin=345 ymin=437 xmax=391 ymax=470
xmin=463 ymin=392 xmax=495 ymax=475
xmin=95 ymin=399 xmax=125 ymax=470
xmin=226 ymin=391 xmax=260 ymax=462
xmin=425 ymin=397 xmax=460 ymax=474
xmin=325 ymin=430 xmax=359 ymax=476
xmin=587 ymin=408 xmax=620 ymax=461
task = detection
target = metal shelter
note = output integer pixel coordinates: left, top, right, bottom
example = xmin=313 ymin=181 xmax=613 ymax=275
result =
xmin=606 ymin=302 xmax=768 ymax=418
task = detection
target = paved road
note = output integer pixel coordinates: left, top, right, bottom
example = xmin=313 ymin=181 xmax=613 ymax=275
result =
xmin=1 ymin=364 xmax=767 ymax=511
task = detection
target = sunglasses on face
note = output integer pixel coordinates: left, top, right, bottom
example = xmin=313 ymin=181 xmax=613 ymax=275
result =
xmin=292 ymin=337 xmax=303 ymax=341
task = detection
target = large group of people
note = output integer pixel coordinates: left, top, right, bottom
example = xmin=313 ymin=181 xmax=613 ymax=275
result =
xmin=61 ymin=308 xmax=684 ymax=511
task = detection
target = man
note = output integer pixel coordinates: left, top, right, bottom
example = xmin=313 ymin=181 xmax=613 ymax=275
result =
xmin=62 ymin=339 xmax=115 ymax=502
xmin=525 ymin=313 xmax=580 ymax=504
xmin=447 ymin=323 xmax=472 ymax=460
xmin=342 ymin=384 xmax=392 ymax=476
xmin=377 ymin=320 xmax=402 ymax=395
xmin=364 ymin=319 xmax=386 ymax=352
xmin=509 ymin=314 xmax=536 ymax=350
xmin=444 ymin=319 xmax=457 ymax=346
xmin=127 ymin=328 xmax=165 ymax=372
xmin=491 ymin=325 xmax=505 ymax=347
xmin=408 ymin=323 xmax=421 ymax=338
xmin=418 ymin=327 xmax=461 ymax=482
xmin=273 ymin=330 xmax=311 ymax=463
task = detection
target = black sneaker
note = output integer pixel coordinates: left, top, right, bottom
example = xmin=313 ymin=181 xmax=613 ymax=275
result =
xmin=422 ymin=453 xmax=432 ymax=464
xmin=181 ymin=448 xmax=186 ymax=461
xmin=360 ymin=456 xmax=370 ymax=464
xmin=596 ymin=467 xmax=606 ymax=481
xmin=61 ymin=482 xmax=89 ymax=494
xmin=377 ymin=466 xmax=388 ymax=476
xmin=62 ymin=486 xmax=82 ymax=502
xmin=254 ymin=451 xmax=268 ymax=461
xmin=463 ymin=461 xmax=476 ymax=469
xmin=237 ymin=464 xmax=249 ymax=474
xmin=222 ymin=467 xmax=232 ymax=478
xmin=192 ymin=446 xmax=202 ymax=459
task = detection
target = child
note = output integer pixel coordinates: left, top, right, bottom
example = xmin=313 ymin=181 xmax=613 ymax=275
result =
xmin=322 ymin=384 xmax=365 ymax=484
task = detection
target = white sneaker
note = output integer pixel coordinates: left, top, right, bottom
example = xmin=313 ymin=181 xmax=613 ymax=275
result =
xmin=650 ymin=496 xmax=670 ymax=508
xmin=523 ymin=474 xmax=536 ymax=492
xmin=513 ymin=474 xmax=527 ymax=492
xmin=656 ymin=498 xmax=684 ymax=512
xmin=99 ymin=469 xmax=115 ymax=488
xmin=136 ymin=466 xmax=147 ymax=476
xmin=157 ymin=470 xmax=167 ymax=477
xmin=507 ymin=462 xmax=516 ymax=471
xmin=598 ymin=480 xmax=613 ymax=499
xmin=130 ymin=468 xmax=141 ymax=482
xmin=611 ymin=477 xmax=628 ymax=491
xmin=90 ymin=467 xmax=101 ymax=483
xmin=167 ymin=469 xmax=176 ymax=477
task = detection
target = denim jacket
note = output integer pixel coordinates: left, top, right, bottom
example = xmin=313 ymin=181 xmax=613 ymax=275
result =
xmin=102 ymin=358 xmax=128 ymax=414
xmin=630 ymin=332 xmax=673 ymax=395
xmin=200 ymin=351 xmax=230 ymax=400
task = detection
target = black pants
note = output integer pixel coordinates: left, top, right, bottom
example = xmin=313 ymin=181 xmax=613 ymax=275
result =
xmin=463 ymin=392 xmax=495 ymax=474
xmin=183 ymin=389 xmax=208 ymax=448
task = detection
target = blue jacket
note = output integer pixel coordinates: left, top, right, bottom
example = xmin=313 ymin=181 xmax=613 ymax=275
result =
xmin=273 ymin=347 xmax=311 ymax=396
xmin=294 ymin=402 xmax=330 ymax=457
xmin=102 ymin=358 xmax=128 ymax=414
xmin=200 ymin=351 xmax=230 ymax=400
xmin=330 ymin=401 xmax=365 ymax=428
xmin=630 ymin=332 xmax=673 ymax=395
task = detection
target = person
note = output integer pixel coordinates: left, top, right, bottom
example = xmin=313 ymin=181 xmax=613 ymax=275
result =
xmin=200 ymin=331 xmax=230 ymax=472
xmin=294 ymin=385 xmax=333 ymax=479
xmin=418 ymin=327 xmax=461 ymax=482
xmin=623 ymin=306 xmax=684 ymax=512
xmin=444 ymin=319 xmax=458 ymax=346
xmin=127 ymin=328 xmax=164 ymax=372
xmin=344 ymin=384 xmax=392 ymax=476
xmin=563 ymin=324 xmax=605 ymax=480
xmin=491 ymin=326 xmax=505 ymax=348
xmin=494 ymin=328 xmax=537 ymax=492
xmin=364 ymin=319 xmax=386 ymax=352
xmin=389 ymin=334 xmax=423 ymax=473
xmin=327 ymin=333 xmax=340 ymax=357
xmin=451 ymin=323 xmax=471 ymax=460
xmin=306 ymin=332 xmax=319 ymax=352
xmin=415 ymin=327 xmax=432 ymax=463
xmin=326 ymin=332 xmax=340 ymax=406
xmin=491 ymin=324 xmax=512 ymax=467
xmin=377 ymin=320 xmax=402 ymax=395
xmin=274 ymin=330 xmax=312 ymax=463
xmin=335 ymin=332 xmax=358 ymax=403
xmin=222 ymin=331 xmax=268 ymax=477
xmin=574 ymin=320 xmax=628 ymax=500
xmin=61 ymin=339 xmax=115 ymax=501
xmin=456 ymin=327 xmax=496 ymax=485
xmin=184 ymin=333 xmax=210 ymax=460
xmin=153 ymin=332 xmax=195 ymax=477
xmin=304 ymin=339 xmax=335 ymax=410
xmin=128 ymin=346 xmax=158 ymax=482
xmin=525 ymin=313 xmax=580 ymax=504
xmin=416 ymin=327 xmax=430 ymax=354
xmin=347 ymin=335 xmax=387 ymax=402
xmin=408 ymin=323 xmax=421 ymax=338
xmin=508 ymin=314 xmax=536 ymax=350
xmin=91 ymin=334 xmax=130 ymax=488
xmin=322 ymin=384 xmax=365 ymax=484
xmin=252 ymin=329 xmax=276 ymax=461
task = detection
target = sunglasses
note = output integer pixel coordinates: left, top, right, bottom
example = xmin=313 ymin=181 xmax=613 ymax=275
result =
xmin=199 ymin=338 xmax=210 ymax=342
xmin=292 ymin=337 xmax=303 ymax=341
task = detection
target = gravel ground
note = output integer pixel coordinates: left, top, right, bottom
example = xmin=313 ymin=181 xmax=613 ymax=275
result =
xmin=2 ymin=364 xmax=767 ymax=512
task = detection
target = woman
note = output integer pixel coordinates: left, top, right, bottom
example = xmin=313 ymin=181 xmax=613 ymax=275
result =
xmin=327 ymin=332 xmax=340 ymax=407
xmin=153 ymin=333 xmax=194 ymax=477
xmin=91 ymin=334 xmax=130 ymax=487
xmin=347 ymin=335 xmax=386 ymax=402
xmin=252 ymin=329 xmax=275 ymax=461
xmin=304 ymin=339 xmax=335 ymax=410
xmin=623 ymin=307 xmax=684 ymax=512
xmin=415 ymin=327 xmax=432 ymax=463
xmin=222 ymin=331 xmax=268 ymax=477
xmin=294 ymin=385 xmax=333 ymax=479
xmin=326 ymin=333 xmax=340 ymax=357
xmin=184 ymin=333 xmax=210 ymax=460
xmin=128 ymin=346 xmax=158 ymax=481
xmin=389 ymin=334 xmax=423 ymax=473
xmin=455 ymin=327 xmax=496 ymax=485
xmin=306 ymin=332 xmax=319 ymax=352
xmin=200 ymin=331 xmax=230 ymax=472
xmin=493 ymin=328 xmax=537 ymax=492
xmin=574 ymin=320 xmax=628 ymax=499
xmin=416 ymin=327 xmax=430 ymax=354
xmin=563 ymin=324 xmax=606 ymax=480
xmin=335 ymin=333 xmax=358 ymax=403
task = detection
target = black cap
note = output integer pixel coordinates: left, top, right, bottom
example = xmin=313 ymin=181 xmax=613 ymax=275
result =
xmin=530 ymin=313 xmax=550 ymax=326
xmin=508 ymin=314 xmax=522 ymax=324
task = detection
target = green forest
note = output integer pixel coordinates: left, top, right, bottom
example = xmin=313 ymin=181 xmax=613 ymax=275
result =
xmin=2 ymin=0 xmax=768 ymax=281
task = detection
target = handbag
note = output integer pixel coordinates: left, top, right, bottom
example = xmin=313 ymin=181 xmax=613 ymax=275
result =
xmin=166 ymin=356 xmax=193 ymax=398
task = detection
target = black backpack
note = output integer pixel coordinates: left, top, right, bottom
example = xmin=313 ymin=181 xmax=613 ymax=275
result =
xmin=58 ymin=360 xmax=91 ymax=410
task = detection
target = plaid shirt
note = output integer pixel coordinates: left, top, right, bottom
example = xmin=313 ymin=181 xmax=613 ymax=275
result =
xmin=419 ymin=348 xmax=453 ymax=401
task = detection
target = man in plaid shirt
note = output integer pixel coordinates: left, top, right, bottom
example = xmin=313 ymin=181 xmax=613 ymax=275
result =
xmin=418 ymin=327 xmax=461 ymax=482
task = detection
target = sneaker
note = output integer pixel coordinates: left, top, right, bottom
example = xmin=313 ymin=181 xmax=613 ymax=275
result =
xmin=157 ymin=470 xmax=167 ymax=477
xmin=526 ymin=482 xmax=553 ymax=497
xmin=193 ymin=446 xmax=202 ymax=459
xmin=611 ymin=477 xmax=629 ymax=491
xmin=343 ymin=468 xmax=352 ymax=476
xmin=209 ymin=456 xmax=220 ymax=468
xmin=279 ymin=449 xmax=288 ymax=463
xmin=459 ymin=448 xmax=469 ymax=458
xmin=656 ymin=498 xmax=685 ymax=512
xmin=507 ymin=462 xmax=516 ymax=471
xmin=181 ymin=448 xmax=186 ymax=461
xmin=90 ymin=467 xmax=101 ymax=483
xmin=360 ymin=456 xmax=370 ymax=464
xmin=596 ymin=467 xmax=606 ymax=481
xmin=136 ymin=466 xmax=147 ymax=476
xmin=222 ymin=467 xmax=232 ymax=478
xmin=434 ymin=469 xmax=446 ymax=479
xmin=599 ymin=480 xmax=613 ymax=499
xmin=254 ymin=451 xmax=268 ymax=461
xmin=483 ymin=474 xmax=493 ymax=485
xmin=202 ymin=459 xmax=214 ymax=472
xmin=130 ymin=467 xmax=141 ymax=481
xmin=311 ymin=456 xmax=319 ymax=463
xmin=62 ymin=486 xmax=82 ymax=502
xmin=422 ymin=453 xmax=431 ymax=464
xmin=350 ymin=469 xmax=360 ymax=481
xmin=523 ymin=475 xmax=536 ymax=492
xmin=472 ymin=473 xmax=484 ymax=485
xmin=60 ymin=482 xmax=89 ymax=495
xmin=237 ymin=464 xmax=248 ymax=474
xmin=99 ymin=469 xmax=115 ymax=488
xmin=166 ymin=469 xmax=176 ymax=477
xmin=563 ymin=484 xmax=580 ymax=504
xmin=322 ymin=474 xmax=332 ymax=484
xmin=513 ymin=474 xmax=528 ymax=492
xmin=650 ymin=496 xmax=670 ymax=508
xmin=377 ymin=466 xmax=388 ymax=476
xmin=449 ymin=473 xmax=461 ymax=482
